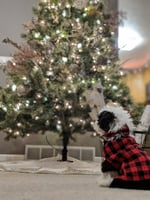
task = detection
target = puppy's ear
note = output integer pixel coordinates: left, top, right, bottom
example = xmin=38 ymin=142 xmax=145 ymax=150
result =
xmin=98 ymin=111 xmax=115 ymax=131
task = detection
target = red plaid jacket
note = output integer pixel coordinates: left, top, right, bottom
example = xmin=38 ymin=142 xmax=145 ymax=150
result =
xmin=103 ymin=125 xmax=150 ymax=181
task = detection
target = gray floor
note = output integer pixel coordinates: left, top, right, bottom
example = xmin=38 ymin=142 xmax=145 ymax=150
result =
xmin=0 ymin=172 xmax=150 ymax=200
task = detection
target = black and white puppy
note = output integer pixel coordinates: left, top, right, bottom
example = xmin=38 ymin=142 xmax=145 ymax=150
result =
xmin=96 ymin=105 xmax=135 ymax=187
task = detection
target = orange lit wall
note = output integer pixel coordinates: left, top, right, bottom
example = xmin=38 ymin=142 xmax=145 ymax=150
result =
xmin=123 ymin=67 xmax=150 ymax=104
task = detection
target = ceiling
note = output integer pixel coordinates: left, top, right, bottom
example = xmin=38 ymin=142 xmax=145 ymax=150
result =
xmin=119 ymin=0 xmax=150 ymax=70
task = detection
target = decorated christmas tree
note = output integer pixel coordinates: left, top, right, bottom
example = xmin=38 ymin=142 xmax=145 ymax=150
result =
xmin=0 ymin=0 xmax=142 ymax=161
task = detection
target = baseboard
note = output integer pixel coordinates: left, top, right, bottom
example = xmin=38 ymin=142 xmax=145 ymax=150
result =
xmin=0 ymin=154 xmax=24 ymax=161
xmin=94 ymin=156 xmax=103 ymax=163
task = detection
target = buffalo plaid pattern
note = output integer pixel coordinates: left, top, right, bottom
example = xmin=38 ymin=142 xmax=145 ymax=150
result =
xmin=103 ymin=127 xmax=150 ymax=181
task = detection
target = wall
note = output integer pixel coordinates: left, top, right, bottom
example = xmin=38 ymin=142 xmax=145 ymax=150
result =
xmin=0 ymin=0 xmax=39 ymax=87
xmin=0 ymin=131 xmax=102 ymax=157
xmin=124 ymin=67 xmax=150 ymax=104
xmin=0 ymin=0 xmax=38 ymax=56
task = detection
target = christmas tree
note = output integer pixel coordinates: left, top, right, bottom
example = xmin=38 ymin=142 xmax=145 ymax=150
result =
xmin=0 ymin=0 xmax=142 ymax=161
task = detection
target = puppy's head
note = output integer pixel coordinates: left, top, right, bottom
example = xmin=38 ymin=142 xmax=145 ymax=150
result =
xmin=97 ymin=105 xmax=135 ymax=134
xmin=98 ymin=111 xmax=116 ymax=132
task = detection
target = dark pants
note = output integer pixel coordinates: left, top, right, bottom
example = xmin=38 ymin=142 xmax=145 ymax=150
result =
xmin=110 ymin=179 xmax=150 ymax=190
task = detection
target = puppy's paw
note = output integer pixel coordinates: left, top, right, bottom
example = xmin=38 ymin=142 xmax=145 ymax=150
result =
xmin=96 ymin=172 xmax=117 ymax=187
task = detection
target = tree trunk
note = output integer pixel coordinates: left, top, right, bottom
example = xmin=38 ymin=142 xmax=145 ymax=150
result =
xmin=62 ymin=132 xmax=69 ymax=161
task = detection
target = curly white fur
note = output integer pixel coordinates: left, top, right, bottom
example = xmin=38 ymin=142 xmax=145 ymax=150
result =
xmin=97 ymin=105 xmax=136 ymax=187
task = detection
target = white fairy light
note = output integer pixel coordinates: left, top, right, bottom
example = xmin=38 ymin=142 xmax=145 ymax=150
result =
xmin=80 ymin=119 xmax=84 ymax=123
xmin=76 ymin=18 xmax=80 ymax=23
xmin=66 ymin=3 xmax=71 ymax=8
xmin=56 ymin=124 xmax=62 ymax=132
xmin=44 ymin=35 xmax=50 ymax=41
xmin=62 ymin=10 xmax=67 ymax=17
xmin=40 ymin=20 xmax=45 ymax=25
xmin=45 ymin=120 xmax=50 ymax=126
xmin=91 ymin=79 xmax=96 ymax=84
xmin=34 ymin=32 xmax=41 ymax=38
xmin=14 ymin=131 xmax=20 ymax=136
xmin=39 ymin=61 xmax=43 ymax=65
xmin=62 ymin=57 xmax=68 ymax=62
xmin=44 ymin=97 xmax=48 ymax=101
xmin=55 ymin=105 xmax=60 ymax=109
xmin=120 ymin=71 xmax=124 ymax=76
xmin=35 ymin=116 xmax=39 ymax=120
xmin=51 ymin=4 xmax=56 ymax=9
xmin=102 ymin=38 xmax=106 ymax=42
xmin=12 ymin=84 xmax=17 ymax=91
xmin=40 ymin=0 xmax=48 ymax=3
xmin=57 ymin=120 xmax=61 ymax=124
xmin=102 ymin=65 xmax=106 ymax=70
xmin=68 ymin=105 xmax=72 ymax=109
xmin=90 ymin=121 xmax=94 ymax=125
xmin=65 ymin=102 xmax=69 ymax=106
xmin=7 ymin=128 xmax=13 ymax=133
xmin=12 ymin=62 xmax=16 ymax=66
xmin=99 ymin=26 xmax=103 ymax=31
xmin=56 ymin=29 xmax=60 ymax=34
xmin=15 ymin=103 xmax=22 ymax=110
xmin=77 ymin=43 xmax=82 ymax=48
xmin=8 ymin=128 xmax=13 ymax=133
xmin=92 ymin=67 xmax=97 ymax=72
xmin=46 ymin=70 xmax=53 ymax=76
xmin=50 ymin=58 xmax=54 ymax=63
xmin=2 ymin=106 xmax=7 ymax=112
xmin=68 ymin=75 xmax=72 ymax=81
xmin=96 ymin=19 xmax=101 ymax=24
xmin=17 ymin=123 xmax=22 ymax=127
xmin=36 ymin=93 xmax=42 ymax=99
xmin=25 ymin=100 xmax=30 ymax=105
xmin=104 ymin=75 xmax=108 ymax=80
xmin=112 ymin=85 xmax=118 ymax=90
xmin=93 ymin=132 xmax=97 ymax=137
xmin=61 ymin=33 xmax=66 ymax=38
xmin=22 ymin=76 xmax=27 ymax=80
xmin=69 ymin=123 xmax=73 ymax=127
xmin=33 ymin=66 xmax=39 ymax=72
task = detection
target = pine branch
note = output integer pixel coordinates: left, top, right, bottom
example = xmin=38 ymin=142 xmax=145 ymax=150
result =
xmin=2 ymin=37 xmax=22 ymax=51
